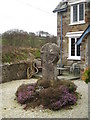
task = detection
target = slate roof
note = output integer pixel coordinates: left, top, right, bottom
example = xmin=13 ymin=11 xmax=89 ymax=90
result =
xmin=53 ymin=2 xmax=68 ymax=13
xmin=76 ymin=25 xmax=90 ymax=45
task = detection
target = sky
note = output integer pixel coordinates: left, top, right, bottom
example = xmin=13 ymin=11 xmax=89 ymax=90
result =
xmin=0 ymin=0 xmax=61 ymax=36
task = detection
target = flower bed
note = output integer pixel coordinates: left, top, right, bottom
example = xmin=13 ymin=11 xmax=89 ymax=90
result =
xmin=15 ymin=79 xmax=78 ymax=111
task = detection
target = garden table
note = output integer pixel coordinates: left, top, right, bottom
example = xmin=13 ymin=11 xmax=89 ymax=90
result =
xmin=57 ymin=67 xmax=68 ymax=75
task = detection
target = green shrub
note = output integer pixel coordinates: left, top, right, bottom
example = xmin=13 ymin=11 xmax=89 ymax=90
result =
xmin=34 ymin=50 xmax=40 ymax=58
xmin=82 ymin=67 xmax=90 ymax=84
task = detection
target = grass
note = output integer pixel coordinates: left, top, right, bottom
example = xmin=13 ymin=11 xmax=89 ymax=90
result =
xmin=2 ymin=34 xmax=56 ymax=63
xmin=32 ymin=49 xmax=40 ymax=58
xmin=2 ymin=46 xmax=41 ymax=63
xmin=2 ymin=50 xmax=28 ymax=63
xmin=28 ymin=36 xmax=48 ymax=48
xmin=0 ymin=38 xmax=2 ymax=45
xmin=2 ymin=34 xmax=56 ymax=49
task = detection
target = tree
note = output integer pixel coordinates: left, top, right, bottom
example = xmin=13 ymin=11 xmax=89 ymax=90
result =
xmin=2 ymin=29 xmax=29 ymax=46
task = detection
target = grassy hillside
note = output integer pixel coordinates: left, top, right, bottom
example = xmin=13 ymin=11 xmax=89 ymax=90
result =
xmin=28 ymin=36 xmax=56 ymax=48
xmin=2 ymin=46 xmax=41 ymax=63
xmin=2 ymin=35 xmax=56 ymax=49
xmin=2 ymin=30 xmax=57 ymax=63
xmin=0 ymin=36 xmax=2 ymax=44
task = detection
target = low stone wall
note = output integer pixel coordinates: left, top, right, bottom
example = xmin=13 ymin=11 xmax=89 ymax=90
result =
xmin=1 ymin=61 xmax=32 ymax=83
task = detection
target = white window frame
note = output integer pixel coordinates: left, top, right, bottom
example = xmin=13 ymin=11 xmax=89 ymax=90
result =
xmin=66 ymin=31 xmax=84 ymax=60
xmin=68 ymin=38 xmax=81 ymax=60
xmin=68 ymin=0 xmax=87 ymax=5
xmin=70 ymin=2 xmax=85 ymax=25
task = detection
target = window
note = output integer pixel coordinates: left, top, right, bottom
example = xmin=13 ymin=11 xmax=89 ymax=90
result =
xmin=71 ymin=38 xmax=80 ymax=57
xmin=66 ymin=31 xmax=84 ymax=60
xmin=73 ymin=5 xmax=78 ymax=22
xmin=70 ymin=3 xmax=85 ymax=25
xmin=69 ymin=38 xmax=81 ymax=60
xmin=79 ymin=3 xmax=84 ymax=21
xmin=71 ymin=38 xmax=75 ymax=56
xmin=77 ymin=38 xmax=80 ymax=56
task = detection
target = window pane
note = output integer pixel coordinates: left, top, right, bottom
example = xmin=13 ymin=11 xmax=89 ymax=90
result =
xmin=77 ymin=38 xmax=80 ymax=56
xmin=71 ymin=38 xmax=75 ymax=56
xmin=73 ymin=5 xmax=77 ymax=22
xmin=79 ymin=3 xmax=84 ymax=21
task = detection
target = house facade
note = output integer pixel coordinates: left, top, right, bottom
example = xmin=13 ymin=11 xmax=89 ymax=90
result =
xmin=77 ymin=25 xmax=90 ymax=68
xmin=53 ymin=0 xmax=90 ymax=72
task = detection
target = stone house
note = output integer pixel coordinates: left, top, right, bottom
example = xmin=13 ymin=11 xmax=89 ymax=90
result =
xmin=77 ymin=25 xmax=90 ymax=69
xmin=53 ymin=0 xmax=90 ymax=73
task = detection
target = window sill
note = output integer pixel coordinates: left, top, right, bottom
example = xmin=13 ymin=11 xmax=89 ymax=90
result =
xmin=67 ymin=57 xmax=81 ymax=60
xmin=69 ymin=21 xmax=86 ymax=26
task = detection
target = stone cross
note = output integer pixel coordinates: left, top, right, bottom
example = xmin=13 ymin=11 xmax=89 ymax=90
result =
xmin=40 ymin=43 xmax=59 ymax=80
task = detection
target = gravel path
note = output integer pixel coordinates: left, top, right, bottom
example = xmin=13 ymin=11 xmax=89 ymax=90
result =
xmin=0 ymin=79 xmax=88 ymax=119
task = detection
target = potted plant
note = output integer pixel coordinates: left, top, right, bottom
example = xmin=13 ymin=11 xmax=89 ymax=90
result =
xmin=81 ymin=67 xmax=90 ymax=84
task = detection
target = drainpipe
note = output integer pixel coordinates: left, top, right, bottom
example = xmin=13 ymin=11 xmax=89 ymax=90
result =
xmin=60 ymin=13 xmax=62 ymax=66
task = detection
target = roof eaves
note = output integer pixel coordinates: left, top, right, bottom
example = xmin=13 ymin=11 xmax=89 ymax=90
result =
xmin=53 ymin=8 xmax=67 ymax=13
xmin=53 ymin=2 xmax=68 ymax=13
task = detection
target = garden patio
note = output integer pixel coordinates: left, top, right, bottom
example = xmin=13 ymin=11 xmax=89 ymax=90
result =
xmin=0 ymin=78 xmax=88 ymax=119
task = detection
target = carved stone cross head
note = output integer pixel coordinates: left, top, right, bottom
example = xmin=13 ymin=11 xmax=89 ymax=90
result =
xmin=40 ymin=43 xmax=59 ymax=80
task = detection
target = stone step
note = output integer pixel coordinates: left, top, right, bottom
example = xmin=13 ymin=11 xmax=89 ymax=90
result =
xmin=58 ymin=76 xmax=80 ymax=80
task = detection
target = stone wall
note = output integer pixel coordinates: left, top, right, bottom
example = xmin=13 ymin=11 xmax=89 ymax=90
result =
xmin=57 ymin=2 xmax=89 ymax=66
xmin=88 ymin=34 xmax=90 ymax=66
xmin=1 ymin=61 xmax=32 ymax=83
xmin=80 ymin=34 xmax=90 ymax=73
xmin=80 ymin=37 xmax=88 ymax=72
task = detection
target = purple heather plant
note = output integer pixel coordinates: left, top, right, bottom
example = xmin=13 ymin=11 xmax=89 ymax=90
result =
xmin=16 ymin=84 xmax=36 ymax=104
xmin=50 ymin=88 xmax=77 ymax=110
xmin=16 ymin=80 xmax=78 ymax=111
xmin=62 ymin=93 xmax=77 ymax=105
xmin=17 ymin=90 xmax=34 ymax=104
xmin=59 ymin=86 xmax=69 ymax=94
